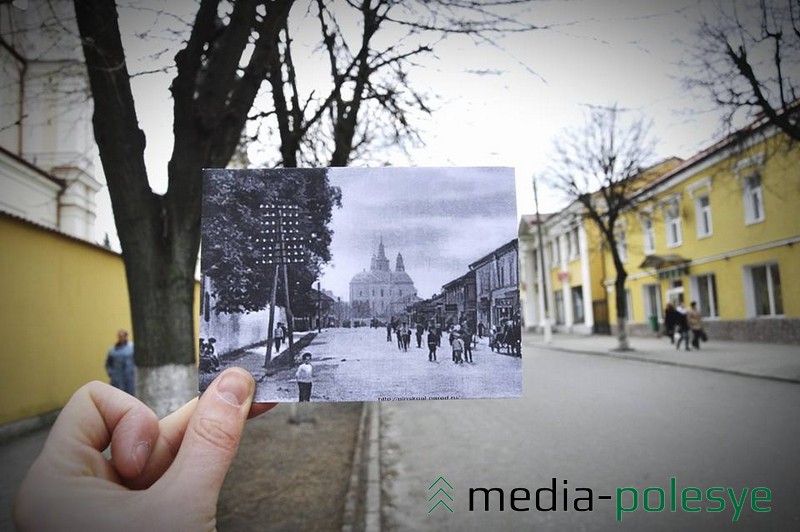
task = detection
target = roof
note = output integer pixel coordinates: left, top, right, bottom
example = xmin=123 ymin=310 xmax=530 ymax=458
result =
xmin=468 ymin=238 xmax=518 ymax=269
xmin=0 ymin=145 xmax=66 ymax=188
xmin=639 ymin=254 xmax=690 ymax=269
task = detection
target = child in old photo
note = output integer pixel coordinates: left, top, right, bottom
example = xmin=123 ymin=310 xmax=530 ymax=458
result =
xmin=296 ymin=352 xmax=313 ymax=402
xmin=452 ymin=333 xmax=465 ymax=365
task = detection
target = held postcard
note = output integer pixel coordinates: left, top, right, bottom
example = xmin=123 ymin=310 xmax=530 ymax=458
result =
xmin=199 ymin=167 xmax=522 ymax=403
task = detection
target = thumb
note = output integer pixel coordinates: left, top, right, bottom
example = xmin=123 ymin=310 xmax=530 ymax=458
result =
xmin=159 ymin=368 xmax=254 ymax=507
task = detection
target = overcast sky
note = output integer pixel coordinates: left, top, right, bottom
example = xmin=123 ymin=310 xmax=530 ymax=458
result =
xmin=91 ymin=0 xmax=737 ymax=250
xmin=322 ymin=167 xmax=517 ymax=300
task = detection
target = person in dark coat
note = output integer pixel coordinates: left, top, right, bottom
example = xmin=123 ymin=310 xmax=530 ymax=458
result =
xmin=675 ymin=303 xmax=691 ymax=351
xmin=663 ymin=303 xmax=679 ymax=344
xmin=415 ymin=323 xmax=425 ymax=348
xmin=427 ymin=328 xmax=439 ymax=362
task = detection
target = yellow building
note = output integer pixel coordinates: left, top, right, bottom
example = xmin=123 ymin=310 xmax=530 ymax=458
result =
xmin=604 ymin=120 xmax=799 ymax=343
xmin=520 ymin=114 xmax=799 ymax=344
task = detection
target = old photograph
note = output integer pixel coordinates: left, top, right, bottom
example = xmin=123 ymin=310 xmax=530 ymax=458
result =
xmin=199 ymin=167 xmax=522 ymax=402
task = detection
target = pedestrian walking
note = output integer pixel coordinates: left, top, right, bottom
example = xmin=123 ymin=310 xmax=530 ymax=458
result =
xmin=675 ymin=301 xmax=691 ymax=351
xmin=427 ymin=328 xmax=439 ymax=362
xmin=452 ymin=333 xmax=464 ymax=365
xmin=274 ymin=322 xmax=286 ymax=351
xmin=663 ymin=303 xmax=679 ymax=344
xmin=415 ymin=323 xmax=424 ymax=348
xmin=478 ymin=321 xmax=485 ymax=338
xmin=106 ymin=329 xmax=135 ymax=396
xmin=687 ymin=301 xmax=705 ymax=349
xmin=462 ymin=328 xmax=474 ymax=363
xmin=386 ymin=321 xmax=392 ymax=342
xmin=402 ymin=325 xmax=412 ymax=352
xmin=296 ymin=352 xmax=313 ymax=402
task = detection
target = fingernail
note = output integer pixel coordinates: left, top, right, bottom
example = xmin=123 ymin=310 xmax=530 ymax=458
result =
xmin=132 ymin=441 xmax=151 ymax=474
xmin=217 ymin=370 xmax=251 ymax=406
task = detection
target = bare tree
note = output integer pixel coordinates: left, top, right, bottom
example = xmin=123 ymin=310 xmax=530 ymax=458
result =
xmin=685 ymin=0 xmax=800 ymax=140
xmin=71 ymin=0 xmax=539 ymax=415
xmin=546 ymin=104 xmax=656 ymax=351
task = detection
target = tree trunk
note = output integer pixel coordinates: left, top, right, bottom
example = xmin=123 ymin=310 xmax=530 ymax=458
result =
xmin=614 ymin=275 xmax=630 ymax=351
xmin=126 ymin=241 xmax=198 ymax=417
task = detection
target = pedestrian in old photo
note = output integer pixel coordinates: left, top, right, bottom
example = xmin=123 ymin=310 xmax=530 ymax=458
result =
xmin=402 ymin=324 xmax=412 ymax=352
xmin=386 ymin=321 xmax=392 ymax=342
xmin=687 ymin=301 xmax=705 ymax=349
xmin=415 ymin=322 xmax=424 ymax=348
xmin=462 ymin=327 xmax=474 ymax=363
xmin=105 ymin=329 xmax=135 ymax=396
xmin=296 ymin=352 xmax=313 ymax=402
xmin=427 ymin=327 xmax=439 ymax=362
xmin=478 ymin=321 xmax=485 ymax=338
xmin=274 ymin=322 xmax=286 ymax=351
xmin=452 ymin=333 xmax=465 ymax=365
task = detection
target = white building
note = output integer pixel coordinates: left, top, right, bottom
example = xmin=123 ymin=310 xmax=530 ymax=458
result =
xmin=0 ymin=1 xmax=101 ymax=241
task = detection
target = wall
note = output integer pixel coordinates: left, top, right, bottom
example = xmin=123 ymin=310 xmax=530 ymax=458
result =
xmin=0 ymin=214 xmax=201 ymax=424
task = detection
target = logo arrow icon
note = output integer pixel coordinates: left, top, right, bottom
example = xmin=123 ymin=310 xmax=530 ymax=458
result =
xmin=428 ymin=476 xmax=454 ymax=491
xmin=428 ymin=488 xmax=453 ymax=502
xmin=428 ymin=476 xmax=454 ymax=514
xmin=428 ymin=499 xmax=454 ymax=514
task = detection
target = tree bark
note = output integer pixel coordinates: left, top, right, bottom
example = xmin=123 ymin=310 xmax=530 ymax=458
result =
xmin=614 ymin=273 xmax=630 ymax=351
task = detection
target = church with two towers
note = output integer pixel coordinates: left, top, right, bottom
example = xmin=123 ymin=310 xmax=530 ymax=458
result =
xmin=349 ymin=238 xmax=419 ymax=320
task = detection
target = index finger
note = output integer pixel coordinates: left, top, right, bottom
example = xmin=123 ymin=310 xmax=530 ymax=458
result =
xmin=43 ymin=381 xmax=159 ymax=479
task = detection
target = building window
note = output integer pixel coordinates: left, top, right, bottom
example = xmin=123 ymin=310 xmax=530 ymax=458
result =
xmin=746 ymin=263 xmax=783 ymax=316
xmin=554 ymin=290 xmax=564 ymax=324
xmin=615 ymin=228 xmax=627 ymax=262
xmin=642 ymin=217 xmax=655 ymax=255
xmin=691 ymin=274 xmax=718 ymax=318
xmin=665 ymin=200 xmax=682 ymax=247
xmin=643 ymin=284 xmax=662 ymax=320
xmin=571 ymin=228 xmax=580 ymax=260
xmin=550 ymin=239 xmax=560 ymax=265
xmin=743 ymin=174 xmax=764 ymax=225
xmin=566 ymin=230 xmax=579 ymax=261
xmin=695 ymin=194 xmax=713 ymax=238
xmin=571 ymin=286 xmax=584 ymax=323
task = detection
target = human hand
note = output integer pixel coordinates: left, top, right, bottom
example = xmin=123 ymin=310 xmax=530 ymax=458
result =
xmin=14 ymin=368 xmax=274 ymax=531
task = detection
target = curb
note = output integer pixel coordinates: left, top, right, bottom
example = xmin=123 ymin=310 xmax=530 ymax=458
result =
xmin=537 ymin=344 xmax=800 ymax=385
xmin=341 ymin=402 xmax=382 ymax=532
xmin=0 ymin=409 xmax=59 ymax=445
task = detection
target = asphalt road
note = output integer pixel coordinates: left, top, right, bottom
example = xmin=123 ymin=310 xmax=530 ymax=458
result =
xmin=380 ymin=341 xmax=800 ymax=531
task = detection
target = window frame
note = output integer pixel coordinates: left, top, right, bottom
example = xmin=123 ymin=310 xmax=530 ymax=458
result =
xmin=663 ymin=198 xmax=682 ymax=248
xmin=743 ymin=173 xmax=765 ymax=225
xmin=695 ymin=194 xmax=713 ymax=238
xmin=744 ymin=262 xmax=783 ymax=317
xmin=690 ymin=273 xmax=719 ymax=318
xmin=642 ymin=216 xmax=655 ymax=255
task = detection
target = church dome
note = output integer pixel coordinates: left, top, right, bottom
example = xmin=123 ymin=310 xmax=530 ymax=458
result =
xmin=351 ymin=270 xmax=378 ymax=284
xmin=391 ymin=271 xmax=414 ymax=285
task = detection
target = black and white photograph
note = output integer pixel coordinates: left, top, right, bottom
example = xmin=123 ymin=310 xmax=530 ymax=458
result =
xmin=199 ymin=167 xmax=522 ymax=403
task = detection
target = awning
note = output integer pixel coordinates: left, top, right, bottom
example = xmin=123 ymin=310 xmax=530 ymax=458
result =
xmin=639 ymin=254 xmax=690 ymax=269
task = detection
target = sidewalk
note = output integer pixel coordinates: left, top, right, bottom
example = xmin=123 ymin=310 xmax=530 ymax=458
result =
xmin=524 ymin=331 xmax=800 ymax=384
